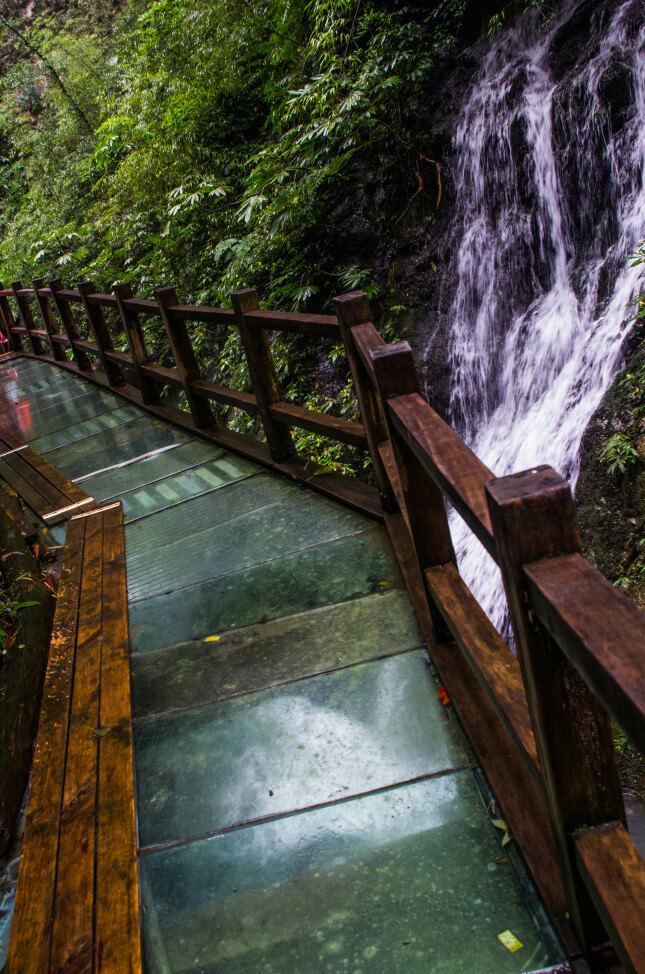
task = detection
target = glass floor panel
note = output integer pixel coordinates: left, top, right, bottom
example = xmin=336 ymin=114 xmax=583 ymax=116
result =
xmin=81 ymin=440 xmax=224 ymax=501
xmin=139 ymin=771 xmax=561 ymax=974
xmin=126 ymin=490 xmax=369 ymax=602
xmin=128 ymin=529 xmax=402 ymax=653
xmin=45 ymin=417 xmax=190 ymax=480
xmin=0 ymin=390 xmax=127 ymax=440
xmin=131 ymin=588 xmax=421 ymax=717
xmin=134 ymin=651 xmax=470 ymax=847
xmin=125 ymin=474 xmax=298 ymax=556
xmin=29 ymin=405 xmax=141 ymax=453
xmin=116 ymin=453 xmax=261 ymax=522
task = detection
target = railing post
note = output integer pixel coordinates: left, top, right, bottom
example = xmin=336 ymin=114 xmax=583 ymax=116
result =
xmin=486 ymin=466 xmax=625 ymax=955
xmin=48 ymin=279 xmax=92 ymax=372
xmin=231 ymin=289 xmax=295 ymax=463
xmin=11 ymin=281 xmax=44 ymax=355
xmin=32 ymin=278 xmax=65 ymax=361
xmin=333 ymin=291 xmax=396 ymax=513
xmin=0 ymin=285 xmax=16 ymax=352
xmin=78 ymin=281 xmax=125 ymax=386
xmin=370 ymin=341 xmax=455 ymax=642
xmin=154 ymin=286 xmax=215 ymax=428
xmin=114 ymin=283 xmax=159 ymax=404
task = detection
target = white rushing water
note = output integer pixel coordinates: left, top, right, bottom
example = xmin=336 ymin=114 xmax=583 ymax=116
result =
xmin=440 ymin=0 xmax=645 ymax=632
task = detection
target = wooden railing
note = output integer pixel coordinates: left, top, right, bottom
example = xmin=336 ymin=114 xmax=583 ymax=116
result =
xmin=0 ymin=278 xmax=643 ymax=973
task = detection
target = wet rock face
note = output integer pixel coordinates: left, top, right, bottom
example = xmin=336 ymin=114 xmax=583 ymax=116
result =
xmin=576 ymin=335 xmax=645 ymax=608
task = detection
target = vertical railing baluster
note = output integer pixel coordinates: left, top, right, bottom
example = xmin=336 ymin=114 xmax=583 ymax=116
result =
xmin=486 ymin=467 xmax=625 ymax=954
xmin=0 ymin=284 xmax=16 ymax=352
xmin=154 ymin=286 xmax=215 ymax=428
xmin=114 ymin=283 xmax=159 ymax=404
xmin=334 ymin=291 xmax=396 ymax=513
xmin=32 ymin=278 xmax=65 ymax=361
xmin=231 ymin=289 xmax=295 ymax=463
xmin=369 ymin=340 xmax=455 ymax=641
xmin=48 ymin=279 xmax=92 ymax=372
xmin=11 ymin=281 xmax=43 ymax=355
xmin=78 ymin=281 xmax=124 ymax=386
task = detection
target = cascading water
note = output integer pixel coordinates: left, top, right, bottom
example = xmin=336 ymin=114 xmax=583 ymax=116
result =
xmin=437 ymin=0 xmax=645 ymax=633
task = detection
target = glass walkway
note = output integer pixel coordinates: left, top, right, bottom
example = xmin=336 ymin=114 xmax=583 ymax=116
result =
xmin=0 ymin=356 xmax=565 ymax=973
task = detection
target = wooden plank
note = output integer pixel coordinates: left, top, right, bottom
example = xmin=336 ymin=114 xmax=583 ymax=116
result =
xmin=50 ymin=512 xmax=103 ymax=973
xmin=95 ymin=504 xmax=142 ymax=971
xmin=425 ymin=562 xmax=539 ymax=777
xmin=244 ymin=308 xmax=340 ymax=339
xmin=524 ymin=552 xmax=645 ymax=754
xmin=0 ymin=427 xmax=96 ymax=523
xmin=269 ymin=401 xmax=367 ymax=448
xmin=191 ymin=378 xmax=260 ymax=414
xmin=155 ymin=286 xmax=215 ymax=429
xmin=167 ymin=303 xmax=234 ymax=325
xmin=6 ymin=516 xmax=86 ymax=974
xmin=574 ymin=822 xmax=645 ymax=974
xmin=232 ymin=289 xmax=295 ymax=463
xmin=0 ymin=455 xmax=59 ymax=514
xmin=139 ymin=362 xmax=184 ymax=388
xmin=387 ymin=390 xmax=496 ymax=557
xmin=104 ymin=348 xmax=134 ymax=367
xmin=486 ymin=467 xmax=625 ymax=951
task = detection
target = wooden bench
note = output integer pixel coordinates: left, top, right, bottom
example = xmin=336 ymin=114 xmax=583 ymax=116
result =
xmin=0 ymin=427 xmax=97 ymax=525
xmin=7 ymin=502 xmax=142 ymax=974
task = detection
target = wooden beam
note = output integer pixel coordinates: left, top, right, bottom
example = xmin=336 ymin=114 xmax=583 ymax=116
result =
xmin=32 ymin=278 xmax=65 ymax=361
xmin=334 ymin=292 xmax=395 ymax=512
xmin=10 ymin=281 xmax=44 ymax=355
xmin=574 ymin=822 xmax=645 ymax=974
xmin=524 ymin=552 xmax=645 ymax=755
xmin=6 ymin=516 xmax=86 ymax=974
xmin=49 ymin=279 xmax=93 ymax=372
xmin=114 ymin=282 xmax=159 ymax=404
xmin=78 ymin=281 xmax=125 ymax=386
xmin=155 ymin=286 xmax=216 ymax=429
xmin=486 ymin=466 xmax=625 ymax=952
xmin=231 ymin=289 xmax=295 ymax=463
xmin=370 ymin=341 xmax=455 ymax=641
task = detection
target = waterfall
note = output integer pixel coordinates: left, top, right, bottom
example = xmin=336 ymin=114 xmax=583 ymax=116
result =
xmin=436 ymin=0 xmax=645 ymax=633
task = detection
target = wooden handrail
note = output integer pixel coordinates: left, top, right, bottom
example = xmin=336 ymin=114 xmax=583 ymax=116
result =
xmin=524 ymin=552 xmax=645 ymax=754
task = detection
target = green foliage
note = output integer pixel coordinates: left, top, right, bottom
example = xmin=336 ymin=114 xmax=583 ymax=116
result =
xmin=0 ymin=579 xmax=39 ymax=656
xmin=600 ymin=432 xmax=639 ymax=477
xmin=0 ymin=0 xmax=458 ymax=466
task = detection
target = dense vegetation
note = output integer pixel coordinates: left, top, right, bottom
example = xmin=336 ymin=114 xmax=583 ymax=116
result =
xmin=0 ymin=0 xmax=466 ymax=470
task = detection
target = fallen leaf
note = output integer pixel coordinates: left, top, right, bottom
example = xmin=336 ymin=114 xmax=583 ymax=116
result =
xmin=92 ymin=727 xmax=112 ymax=739
xmin=204 ymin=635 xmax=221 ymax=642
xmin=497 ymin=930 xmax=523 ymax=953
xmin=438 ymin=685 xmax=450 ymax=706
xmin=491 ymin=819 xmax=508 ymax=831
